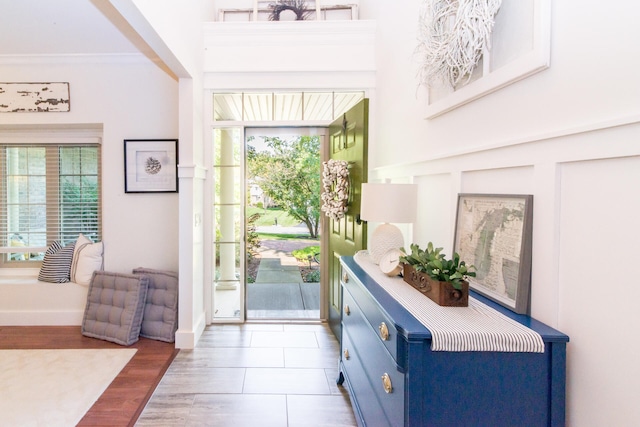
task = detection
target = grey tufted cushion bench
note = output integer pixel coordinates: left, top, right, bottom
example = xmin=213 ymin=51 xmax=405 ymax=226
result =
xmin=81 ymin=271 xmax=149 ymax=346
xmin=132 ymin=267 xmax=178 ymax=343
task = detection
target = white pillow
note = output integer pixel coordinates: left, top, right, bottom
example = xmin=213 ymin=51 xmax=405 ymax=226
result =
xmin=71 ymin=233 xmax=93 ymax=281
xmin=73 ymin=241 xmax=104 ymax=286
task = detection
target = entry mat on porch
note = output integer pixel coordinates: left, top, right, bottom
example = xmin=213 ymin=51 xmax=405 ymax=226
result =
xmin=0 ymin=348 xmax=136 ymax=426
xmin=247 ymin=282 xmax=319 ymax=310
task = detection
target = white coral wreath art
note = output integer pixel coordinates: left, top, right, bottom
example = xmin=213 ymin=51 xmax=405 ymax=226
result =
xmin=416 ymin=0 xmax=502 ymax=89
xmin=321 ymin=159 xmax=351 ymax=221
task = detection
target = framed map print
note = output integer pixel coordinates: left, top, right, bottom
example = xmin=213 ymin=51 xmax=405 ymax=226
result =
xmin=453 ymin=194 xmax=533 ymax=314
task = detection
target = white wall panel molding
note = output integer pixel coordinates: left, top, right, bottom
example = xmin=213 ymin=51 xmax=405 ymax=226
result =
xmin=557 ymin=156 xmax=640 ymax=426
xmin=529 ymin=162 xmax=562 ymax=327
xmin=371 ymin=115 xmax=640 ymax=180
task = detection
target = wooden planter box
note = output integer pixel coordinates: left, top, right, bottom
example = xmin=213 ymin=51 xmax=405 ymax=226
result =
xmin=402 ymin=264 xmax=469 ymax=307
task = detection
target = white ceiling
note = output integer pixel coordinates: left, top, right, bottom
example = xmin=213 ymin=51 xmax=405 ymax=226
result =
xmin=0 ymin=1 xmax=367 ymax=121
xmin=0 ymin=0 xmax=140 ymax=56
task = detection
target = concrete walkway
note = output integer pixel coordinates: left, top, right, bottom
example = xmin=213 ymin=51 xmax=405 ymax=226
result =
xmin=247 ymin=235 xmax=320 ymax=318
xmin=254 ymin=244 xmax=304 ymax=284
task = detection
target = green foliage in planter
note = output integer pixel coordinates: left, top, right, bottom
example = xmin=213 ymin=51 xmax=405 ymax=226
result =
xmin=401 ymin=242 xmax=476 ymax=290
xmin=427 ymin=252 xmax=476 ymax=290
xmin=400 ymin=242 xmax=444 ymax=273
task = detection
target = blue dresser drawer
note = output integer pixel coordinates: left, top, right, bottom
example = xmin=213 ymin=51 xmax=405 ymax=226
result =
xmin=341 ymin=328 xmax=391 ymax=427
xmin=342 ymin=284 xmax=405 ymax=427
xmin=342 ymin=267 xmax=398 ymax=363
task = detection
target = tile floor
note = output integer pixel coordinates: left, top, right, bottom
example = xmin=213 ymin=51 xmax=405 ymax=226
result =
xmin=136 ymin=322 xmax=357 ymax=427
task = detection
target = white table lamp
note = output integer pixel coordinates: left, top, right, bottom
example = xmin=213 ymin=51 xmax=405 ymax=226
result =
xmin=360 ymin=182 xmax=418 ymax=264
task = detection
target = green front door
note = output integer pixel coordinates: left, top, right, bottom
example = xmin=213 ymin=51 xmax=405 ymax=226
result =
xmin=327 ymin=99 xmax=368 ymax=340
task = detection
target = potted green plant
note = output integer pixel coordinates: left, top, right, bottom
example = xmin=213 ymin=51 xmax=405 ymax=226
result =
xmin=400 ymin=242 xmax=476 ymax=307
xmin=400 ymin=242 xmax=444 ymax=273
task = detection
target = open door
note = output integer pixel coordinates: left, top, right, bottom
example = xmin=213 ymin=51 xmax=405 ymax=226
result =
xmin=326 ymin=99 xmax=368 ymax=340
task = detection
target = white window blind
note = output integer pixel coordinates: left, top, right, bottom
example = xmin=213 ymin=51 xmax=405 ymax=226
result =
xmin=0 ymin=127 xmax=102 ymax=267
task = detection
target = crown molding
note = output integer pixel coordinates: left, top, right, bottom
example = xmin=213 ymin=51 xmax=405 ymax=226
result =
xmin=0 ymin=53 xmax=149 ymax=66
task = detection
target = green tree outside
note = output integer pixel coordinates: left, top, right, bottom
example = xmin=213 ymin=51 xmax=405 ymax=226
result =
xmin=247 ymin=135 xmax=320 ymax=238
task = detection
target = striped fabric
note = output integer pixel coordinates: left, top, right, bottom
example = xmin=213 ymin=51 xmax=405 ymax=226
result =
xmin=354 ymin=251 xmax=544 ymax=353
xmin=38 ymin=241 xmax=76 ymax=283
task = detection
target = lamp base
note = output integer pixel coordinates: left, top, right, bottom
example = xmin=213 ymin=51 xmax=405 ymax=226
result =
xmin=369 ymin=223 xmax=405 ymax=264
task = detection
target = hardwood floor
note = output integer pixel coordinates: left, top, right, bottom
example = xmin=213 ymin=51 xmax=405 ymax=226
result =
xmin=0 ymin=326 xmax=178 ymax=426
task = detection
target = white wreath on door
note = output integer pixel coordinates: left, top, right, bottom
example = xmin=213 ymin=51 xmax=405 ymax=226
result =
xmin=321 ymin=159 xmax=351 ymax=221
xmin=416 ymin=0 xmax=502 ymax=88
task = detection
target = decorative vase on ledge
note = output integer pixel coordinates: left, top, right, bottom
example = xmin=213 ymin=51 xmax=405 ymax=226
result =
xmin=402 ymin=264 xmax=469 ymax=307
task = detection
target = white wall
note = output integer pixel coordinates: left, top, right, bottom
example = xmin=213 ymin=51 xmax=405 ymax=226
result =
xmin=0 ymin=57 xmax=179 ymax=274
xmin=368 ymin=0 xmax=640 ymax=425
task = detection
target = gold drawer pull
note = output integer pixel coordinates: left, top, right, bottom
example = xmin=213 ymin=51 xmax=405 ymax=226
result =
xmin=344 ymin=305 xmax=351 ymax=315
xmin=342 ymin=272 xmax=349 ymax=283
xmin=379 ymin=322 xmax=389 ymax=341
xmin=381 ymin=373 xmax=393 ymax=393
xmin=344 ymin=348 xmax=350 ymax=360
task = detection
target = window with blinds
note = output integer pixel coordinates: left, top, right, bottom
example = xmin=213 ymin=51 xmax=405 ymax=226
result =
xmin=0 ymin=136 xmax=101 ymax=267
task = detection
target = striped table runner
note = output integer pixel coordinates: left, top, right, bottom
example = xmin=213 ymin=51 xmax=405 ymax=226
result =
xmin=354 ymin=251 xmax=544 ymax=353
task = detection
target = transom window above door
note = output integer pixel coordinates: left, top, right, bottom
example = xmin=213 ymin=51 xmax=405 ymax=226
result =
xmin=213 ymin=91 xmax=364 ymax=122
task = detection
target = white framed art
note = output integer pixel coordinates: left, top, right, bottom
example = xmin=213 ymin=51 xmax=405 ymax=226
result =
xmin=124 ymin=139 xmax=178 ymax=193
xmin=421 ymin=0 xmax=551 ymax=119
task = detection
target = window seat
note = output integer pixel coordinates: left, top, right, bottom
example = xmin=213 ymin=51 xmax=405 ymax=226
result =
xmin=0 ymin=269 xmax=88 ymax=326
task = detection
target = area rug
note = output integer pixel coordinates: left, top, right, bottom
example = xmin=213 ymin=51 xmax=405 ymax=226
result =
xmin=0 ymin=348 xmax=137 ymax=426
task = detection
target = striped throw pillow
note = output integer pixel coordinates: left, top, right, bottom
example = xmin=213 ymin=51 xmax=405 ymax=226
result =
xmin=38 ymin=241 xmax=76 ymax=283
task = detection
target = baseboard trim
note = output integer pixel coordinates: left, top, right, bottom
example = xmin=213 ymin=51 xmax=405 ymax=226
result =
xmin=0 ymin=310 xmax=84 ymax=326
xmin=175 ymin=311 xmax=206 ymax=349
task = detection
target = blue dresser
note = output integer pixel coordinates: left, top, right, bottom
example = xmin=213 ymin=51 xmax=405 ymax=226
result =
xmin=338 ymin=256 xmax=569 ymax=427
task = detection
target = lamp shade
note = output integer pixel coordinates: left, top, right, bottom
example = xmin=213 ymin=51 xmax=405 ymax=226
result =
xmin=360 ymin=183 xmax=418 ymax=224
xmin=360 ymin=183 xmax=418 ymax=264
